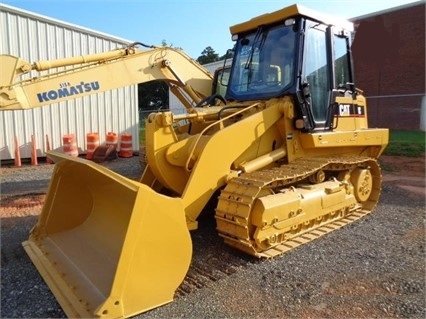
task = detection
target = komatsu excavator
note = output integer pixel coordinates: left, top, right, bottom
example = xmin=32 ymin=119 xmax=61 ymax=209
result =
xmin=0 ymin=4 xmax=388 ymax=318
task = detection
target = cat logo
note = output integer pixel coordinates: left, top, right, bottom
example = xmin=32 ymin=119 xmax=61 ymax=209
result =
xmin=339 ymin=104 xmax=351 ymax=116
xmin=337 ymin=103 xmax=365 ymax=117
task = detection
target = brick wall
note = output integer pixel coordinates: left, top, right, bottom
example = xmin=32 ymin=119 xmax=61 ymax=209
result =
xmin=351 ymin=2 xmax=425 ymax=130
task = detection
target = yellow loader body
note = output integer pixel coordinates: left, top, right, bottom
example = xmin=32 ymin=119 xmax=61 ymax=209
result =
xmin=23 ymin=152 xmax=192 ymax=318
xmin=0 ymin=3 xmax=392 ymax=318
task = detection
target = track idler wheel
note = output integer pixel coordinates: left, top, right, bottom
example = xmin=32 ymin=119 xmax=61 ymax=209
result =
xmin=351 ymin=167 xmax=373 ymax=202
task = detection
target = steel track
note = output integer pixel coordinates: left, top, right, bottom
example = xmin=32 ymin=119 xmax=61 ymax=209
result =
xmin=215 ymin=155 xmax=382 ymax=258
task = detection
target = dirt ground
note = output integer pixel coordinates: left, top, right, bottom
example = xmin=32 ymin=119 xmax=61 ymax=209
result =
xmin=0 ymin=156 xmax=420 ymax=217
xmin=379 ymin=155 xmax=425 ymax=177
xmin=379 ymin=155 xmax=425 ymax=197
xmin=1 ymin=155 xmax=424 ymax=217
xmin=1 ymin=155 xmax=424 ymax=318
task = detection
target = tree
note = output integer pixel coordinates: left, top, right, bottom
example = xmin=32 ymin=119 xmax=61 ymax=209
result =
xmin=161 ymin=39 xmax=182 ymax=50
xmin=196 ymin=46 xmax=219 ymax=65
xmin=219 ymin=48 xmax=234 ymax=61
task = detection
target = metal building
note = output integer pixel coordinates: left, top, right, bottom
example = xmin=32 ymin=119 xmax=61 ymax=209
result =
xmin=0 ymin=4 xmax=139 ymax=161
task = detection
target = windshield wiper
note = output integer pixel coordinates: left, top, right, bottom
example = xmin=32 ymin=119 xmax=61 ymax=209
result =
xmin=243 ymin=26 xmax=268 ymax=88
xmin=244 ymin=25 xmax=267 ymax=70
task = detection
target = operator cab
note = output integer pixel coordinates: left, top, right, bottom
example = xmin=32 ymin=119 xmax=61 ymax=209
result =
xmin=226 ymin=4 xmax=356 ymax=132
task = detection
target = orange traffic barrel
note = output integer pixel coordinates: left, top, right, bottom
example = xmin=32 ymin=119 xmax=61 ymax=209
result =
xmin=14 ymin=136 xmax=21 ymax=167
xmin=118 ymin=133 xmax=133 ymax=158
xmin=86 ymin=132 xmax=100 ymax=160
xmin=106 ymin=132 xmax=118 ymax=149
xmin=62 ymin=134 xmax=78 ymax=157
xmin=45 ymin=134 xmax=53 ymax=164
xmin=31 ymin=134 xmax=38 ymax=165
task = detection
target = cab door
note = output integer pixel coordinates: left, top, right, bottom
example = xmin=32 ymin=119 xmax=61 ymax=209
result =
xmin=302 ymin=20 xmax=354 ymax=131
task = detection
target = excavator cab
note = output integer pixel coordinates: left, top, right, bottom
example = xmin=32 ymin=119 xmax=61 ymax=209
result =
xmin=212 ymin=65 xmax=231 ymax=97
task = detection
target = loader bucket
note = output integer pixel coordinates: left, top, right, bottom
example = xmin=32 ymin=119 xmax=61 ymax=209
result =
xmin=22 ymin=152 xmax=192 ymax=318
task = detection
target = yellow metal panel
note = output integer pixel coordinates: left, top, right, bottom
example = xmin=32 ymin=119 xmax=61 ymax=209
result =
xmin=230 ymin=4 xmax=353 ymax=35
xmin=299 ymin=129 xmax=389 ymax=149
xmin=0 ymin=47 xmax=212 ymax=110
xmin=23 ymin=152 xmax=192 ymax=318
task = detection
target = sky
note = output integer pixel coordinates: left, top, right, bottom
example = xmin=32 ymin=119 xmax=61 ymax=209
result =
xmin=1 ymin=0 xmax=421 ymax=59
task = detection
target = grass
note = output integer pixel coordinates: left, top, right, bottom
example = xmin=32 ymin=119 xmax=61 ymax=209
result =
xmin=383 ymin=130 xmax=425 ymax=157
xmin=139 ymin=127 xmax=146 ymax=146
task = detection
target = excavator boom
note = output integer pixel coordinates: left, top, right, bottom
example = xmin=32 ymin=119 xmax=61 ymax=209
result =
xmin=0 ymin=43 xmax=212 ymax=110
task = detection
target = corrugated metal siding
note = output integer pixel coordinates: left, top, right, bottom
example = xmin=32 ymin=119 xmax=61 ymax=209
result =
xmin=0 ymin=4 xmax=139 ymax=160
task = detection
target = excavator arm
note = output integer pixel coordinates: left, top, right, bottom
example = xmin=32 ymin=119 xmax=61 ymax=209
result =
xmin=0 ymin=42 xmax=213 ymax=110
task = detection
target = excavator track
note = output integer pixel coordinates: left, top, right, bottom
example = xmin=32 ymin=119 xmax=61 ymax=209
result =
xmin=215 ymin=155 xmax=382 ymax=258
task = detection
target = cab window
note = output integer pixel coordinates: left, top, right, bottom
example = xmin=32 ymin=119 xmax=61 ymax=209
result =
xmin=303 ymin=21 xmax=329 ymax=123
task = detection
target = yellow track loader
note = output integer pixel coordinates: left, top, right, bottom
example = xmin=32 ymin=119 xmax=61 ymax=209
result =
xmin=0 ymin=4 xmax=388 ymax=318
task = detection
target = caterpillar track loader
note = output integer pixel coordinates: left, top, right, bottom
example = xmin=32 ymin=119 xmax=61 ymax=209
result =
xmin=0 ymin=4 xmax=388 ymax=318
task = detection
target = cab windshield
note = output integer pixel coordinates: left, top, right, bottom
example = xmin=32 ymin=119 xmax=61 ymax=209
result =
xmin=227 ymin=22 xmax=297 ymax=101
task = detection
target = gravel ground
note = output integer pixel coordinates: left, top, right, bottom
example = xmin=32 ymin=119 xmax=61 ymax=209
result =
xmin=1 ymin=155 xmax=425 ymax=318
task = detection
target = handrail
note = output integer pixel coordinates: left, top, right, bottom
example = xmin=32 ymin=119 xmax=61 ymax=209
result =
xmin=184 ymin=102 xmax=261 ymax=172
